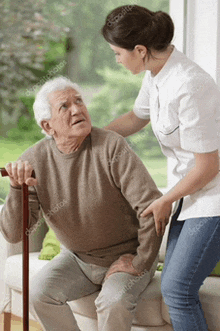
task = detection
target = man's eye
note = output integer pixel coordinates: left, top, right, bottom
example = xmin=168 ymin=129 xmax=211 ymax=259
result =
xmin=61 ymin=104 xmax=68 ymax=110
xmin=76 ymin=98 xmax=83 ymax=104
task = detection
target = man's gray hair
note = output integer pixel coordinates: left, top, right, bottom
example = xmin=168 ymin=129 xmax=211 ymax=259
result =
xmin=33 ymin=76 xmax=82 ymax=138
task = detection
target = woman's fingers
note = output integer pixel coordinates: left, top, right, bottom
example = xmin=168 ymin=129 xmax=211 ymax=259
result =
xmin=161 ymin=219 xmax=167 ymax=236
xmin=157 ymin=216 xmax=170 ymax=236
xmin=160 ymin=218 xmax=169 ymax=236
xmin=140 ymin=205 xmax=152 ymax=218
xmin=141 ymin=198 xmax=172 ymax=237
xmin=155 ymin=219 xmax=162 ymax=237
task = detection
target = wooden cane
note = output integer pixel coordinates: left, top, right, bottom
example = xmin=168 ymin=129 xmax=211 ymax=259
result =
xmin=0 ymin=168 xmax=35 ymax=331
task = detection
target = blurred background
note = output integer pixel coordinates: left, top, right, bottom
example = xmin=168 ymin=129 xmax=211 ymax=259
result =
xmin=0 ymin=0 xmax=169 ymax=202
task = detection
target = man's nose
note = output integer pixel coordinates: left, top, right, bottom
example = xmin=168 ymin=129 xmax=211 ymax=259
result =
xmin=70 ymin=103 xmax=81 ymax=115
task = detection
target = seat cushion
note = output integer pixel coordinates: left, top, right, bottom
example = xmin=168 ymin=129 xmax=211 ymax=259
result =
xmin=4 ymin=252 xmax=49 ymax=291
xmin=69 ymin=271 xmax=166 ymax=326
xmin=161 ymin=276 xmax=220 ymax=331
xmin=5 ymin=253 xmax=167 ymax=327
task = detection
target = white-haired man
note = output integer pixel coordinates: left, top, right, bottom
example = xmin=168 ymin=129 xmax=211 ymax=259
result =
xmin=0 ymin=76 xmax=163 ymax=331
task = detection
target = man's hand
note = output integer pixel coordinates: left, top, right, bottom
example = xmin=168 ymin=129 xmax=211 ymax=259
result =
xmin=140 ymin=196 xmax=172 ymax=237
xmin=104 ymin=254 xmax=140 ymax=281
xmin=5 ymin=161 xmax=37 ymax=188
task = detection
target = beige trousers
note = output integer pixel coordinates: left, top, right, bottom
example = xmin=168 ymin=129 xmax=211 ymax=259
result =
xmin=29 ymin=247 xmax=158 ymax=331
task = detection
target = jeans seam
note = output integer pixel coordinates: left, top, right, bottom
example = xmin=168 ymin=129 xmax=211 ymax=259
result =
xmin=186 ymin=218 xmax=220 ymax=330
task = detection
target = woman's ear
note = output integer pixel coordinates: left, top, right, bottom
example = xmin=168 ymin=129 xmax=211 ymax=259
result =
xmin=134 ymin=45 xmax=148 ymax=59
xmin=41 ymin=120 xmax=55 ymax=136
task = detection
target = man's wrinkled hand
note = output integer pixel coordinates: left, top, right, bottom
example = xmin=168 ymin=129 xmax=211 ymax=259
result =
xmin=5 ymin=161 xmax=37 ymax=188
xmin=104 ymin=254 xmax=140 ymax=281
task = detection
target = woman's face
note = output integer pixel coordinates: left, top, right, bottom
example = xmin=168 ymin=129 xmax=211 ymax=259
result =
xmin=109 ymin=44 xmax=147 ymax=75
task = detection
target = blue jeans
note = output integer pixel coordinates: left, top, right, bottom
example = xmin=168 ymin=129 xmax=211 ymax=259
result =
xmin=161 ymin=215 xmax=220 ymax=331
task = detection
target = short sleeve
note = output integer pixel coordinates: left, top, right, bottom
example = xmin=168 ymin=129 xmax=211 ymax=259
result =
xmin=133 ymin=71 xmax=151 ymax=120
xmin=179 ymin=76 xmax=220 ymax=153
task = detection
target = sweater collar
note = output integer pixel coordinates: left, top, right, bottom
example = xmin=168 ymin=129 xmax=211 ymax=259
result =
xmin=51 ymin=130 xmax=92 ymax=159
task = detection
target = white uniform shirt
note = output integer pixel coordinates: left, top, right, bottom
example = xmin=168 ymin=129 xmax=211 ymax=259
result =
xmin=133 ymin=46 xmax=220 ymax=220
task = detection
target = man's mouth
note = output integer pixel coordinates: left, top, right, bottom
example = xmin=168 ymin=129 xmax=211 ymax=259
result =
xmin=72 ymin=118 xmax=85 ymax=125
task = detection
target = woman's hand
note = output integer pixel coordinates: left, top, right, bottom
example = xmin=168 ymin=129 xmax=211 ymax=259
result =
xmin=140 ymin=151 xmax=219 ymax=237
xmin=140 ymin=196 xmax=172 ymax=237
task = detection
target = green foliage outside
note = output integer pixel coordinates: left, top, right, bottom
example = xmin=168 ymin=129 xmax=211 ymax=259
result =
xmin=43 ymin=0 xmax=169 ymax=84
xmin=5 ymin=38 xmax=67 ymax=142
xmin=6 ymin=96 xmax=43 ymax=142
xmin=0 ymin=140 xmax=34 ymax=202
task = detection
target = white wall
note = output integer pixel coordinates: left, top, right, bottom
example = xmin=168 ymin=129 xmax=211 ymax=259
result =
xmin=185 ymin=0 xmax=220 ymax=86
xmin=170 ymin=0 xmax=220 ymax=87
xmin=169 ymin=0 xmax=185 ymax=53
xmin=168 ymin=0 xmax=220 ymax=188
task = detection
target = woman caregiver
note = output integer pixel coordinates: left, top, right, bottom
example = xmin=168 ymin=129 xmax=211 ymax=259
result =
xmin=101 ymin=5 xmax=220 ymax=331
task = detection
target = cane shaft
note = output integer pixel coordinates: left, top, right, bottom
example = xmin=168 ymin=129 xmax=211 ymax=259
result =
xmin=23 ymin=183 xmax=29 ymax=331
xmin=0 ymin=168 xmax=8 ymax=177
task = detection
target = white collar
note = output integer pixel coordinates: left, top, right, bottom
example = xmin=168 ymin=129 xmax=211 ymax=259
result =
xmin=152 ymin=46 xmax=185 ymax=87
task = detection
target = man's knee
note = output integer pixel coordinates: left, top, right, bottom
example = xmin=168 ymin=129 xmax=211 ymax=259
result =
xmin=30 ymin=277 xmax=46 ymax=306
xmin=95 ymin=288 xmax=136 ymax=313
xmin=29 ymin=275 xmax=64 ymax=306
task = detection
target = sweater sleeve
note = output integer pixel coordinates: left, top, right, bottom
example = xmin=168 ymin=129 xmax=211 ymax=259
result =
xmin=109 ymin=136 xmax=163 ymax=272
xmin=0 ymin=148 xmax=42 ymax=243
xmin=0 ymin=184 xmax=42 ymax=243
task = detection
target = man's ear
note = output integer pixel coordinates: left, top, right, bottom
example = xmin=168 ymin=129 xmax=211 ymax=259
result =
xmin=134 ymin=45 xmax=148 ymax=59
xmin=41 ymin=120 xmax=55 ymax=136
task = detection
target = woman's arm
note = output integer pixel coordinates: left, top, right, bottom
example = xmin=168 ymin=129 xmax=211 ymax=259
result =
xmin=141 ymin=150 xmax=219 ymax=236
xmin=104 ymin=110 xmax=150 ymax=137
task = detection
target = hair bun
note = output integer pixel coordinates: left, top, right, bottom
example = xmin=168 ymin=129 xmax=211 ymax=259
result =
xmin=153 ymin=11 xmax=166 ymax=22
xmin=102 ymin=5 xmax=174 ymax=53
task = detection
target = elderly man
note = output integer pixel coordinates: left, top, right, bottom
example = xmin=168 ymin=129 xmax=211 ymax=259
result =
xmin=0 ymin=76 xmax=163 ymax=331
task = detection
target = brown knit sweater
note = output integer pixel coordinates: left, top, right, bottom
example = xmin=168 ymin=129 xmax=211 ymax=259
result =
xmin=0 ymin=127 xmax=162 ymax=272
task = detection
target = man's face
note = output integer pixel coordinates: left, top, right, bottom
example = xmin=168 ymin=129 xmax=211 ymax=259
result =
xmin=47 ymin=88 xmax=92 ymax=140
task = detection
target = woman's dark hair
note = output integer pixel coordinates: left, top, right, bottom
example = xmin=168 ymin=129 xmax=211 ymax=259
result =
xmin=101 ymin=5 xmax=174 ymax=55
